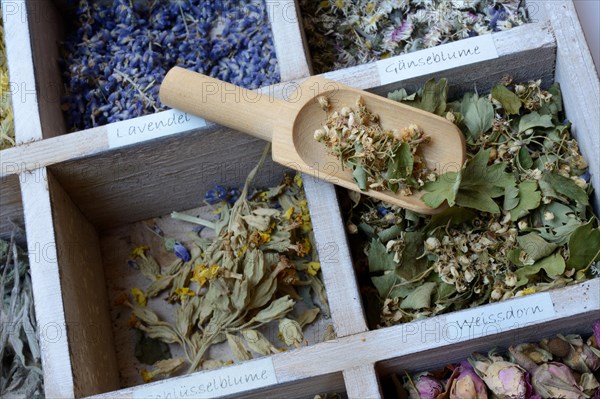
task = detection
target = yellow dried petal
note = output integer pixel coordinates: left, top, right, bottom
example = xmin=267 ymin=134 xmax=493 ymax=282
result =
xmin=307 ymin=261 xmax=321 ymax=276
xmin=283 ymin=207 xmax=295 ymax=220
xmin=131 ymin=287 xmax=147 ymax=306
xmin=131 ymin=246 xmax=149 ymax=259
xmin=141 ymin=369 xmax=154 ymax=383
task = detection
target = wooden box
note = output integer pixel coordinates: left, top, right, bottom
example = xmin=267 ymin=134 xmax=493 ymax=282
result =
xmin=0 ymin=1 xmax=598 ymax=398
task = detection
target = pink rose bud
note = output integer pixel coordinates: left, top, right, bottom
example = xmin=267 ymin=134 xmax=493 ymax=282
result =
xmin=593 ymin=320 xmax=600 ymax=349
xmin=477 ymin=360 xmax=528 ymax=399
xmin=532 ymin=362 xmax=587 ymax=399
xmin=450 ymin=361 xmax=488 ymax=399
xmin=414 ymin=375 xmax=444 ymax=399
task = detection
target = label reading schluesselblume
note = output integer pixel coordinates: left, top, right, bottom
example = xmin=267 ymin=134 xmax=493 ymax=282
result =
xmin=107 ymin=109 xmax=207 ymax=149
xmin=376 ymin=34 xmax=499 ymax=85
xmin=445 ymin=293 xmax=555 ymax=341
xmin=133 ymin=357 xmax=278 ymax=399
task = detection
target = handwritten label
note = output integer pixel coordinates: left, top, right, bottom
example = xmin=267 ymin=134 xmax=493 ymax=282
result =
xmin=132 ymin=358 xmax=277 ymax=399
xmin=107 ymin=109 xmax=206 ymax=148
xmin=376 ymin=34 xmax=499 ymax=85
xmin=445 ymin=293 xmax=556 ymax=340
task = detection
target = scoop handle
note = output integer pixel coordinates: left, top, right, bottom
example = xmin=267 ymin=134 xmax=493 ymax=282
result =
xmin=160 ymin=67 xmax=282 ymax=142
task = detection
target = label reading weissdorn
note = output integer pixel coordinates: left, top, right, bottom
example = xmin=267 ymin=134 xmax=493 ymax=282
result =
xmin=376 ymin=34 xmax=499 ymax=85
xmin=107 ymin=109 xmax=207 ymax=148
xmin=445 ymin=293 xmax=556 ymax=340
xmin=132 ymin=357 xmax=278 ymax=399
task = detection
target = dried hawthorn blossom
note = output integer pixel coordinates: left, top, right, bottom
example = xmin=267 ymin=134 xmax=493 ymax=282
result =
xmin=120 ymin=145 xmax=330 ymax=382
xmin=392 ymin=322 xmax=600 ymax=398
xmin=344 ymin=78 xmax=600 ymax=328
xmin=0 ymin=13 xmax=14 ymax=149
xmin=300 ymin=0 xmax=529 ymax=73
xmin=314 ymin=95 xmax=435 ymax=194
xmin=1 ymin=231 xmax=44 ymax=397
xmin=60 ymin=0 xmax=280 ymax=130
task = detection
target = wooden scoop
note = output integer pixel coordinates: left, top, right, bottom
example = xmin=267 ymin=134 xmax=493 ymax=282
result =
xmin=160 ymin=67 xmax=465 ymax=214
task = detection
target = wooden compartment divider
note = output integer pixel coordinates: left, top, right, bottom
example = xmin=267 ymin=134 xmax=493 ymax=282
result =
xmin=0 ymin=1 xmax=599 ymax=398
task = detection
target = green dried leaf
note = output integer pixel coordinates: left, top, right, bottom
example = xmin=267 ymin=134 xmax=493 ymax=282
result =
xmin=424 ymin=204 xmax=476 ymax=233
xmin=241 ymin=329 xmax=278 ymax=356
xmin=251 ymin=295 xmax=294 ymax=324
xmin=518 ymin=111 xmax=554 ymax=133
xmin=367 ymin=239 xmax=396 ymax=273
xmin=422 ymin=171 xmax=461 ymax=209
xmin=492 ymin=84 xmax=522 ymax=115
xmin=539 ymin=172 xmax=588 ymax=207
xmin=400 ymin=282 xmax=436 ymax=310
xmin=144 ymin=324 xmax=181 ymax=344
xmin=397 ymin=232 xmax=429 ymax=282
xmin=231 ymin=279 xmax=250 ymax=311
xmin=515 ymin=251 xmax=566 ymax=287
xmin=134 ymin=330 xmax=171 ymax=365
xmin=386 ymin=143 xmax=414 ymax=192
xmin=415 ymin=78 xmax=448 ymax=115
xmin=504 ymin=185 xmax=519 ymax=211
xmin=510 ymin=180 xmax=542 ymax=221
xmin=517 ymin=146 xmax=534 ymax=170
xmin=146 ymin=275 xmax=175 ymax=298
xmin=151 ymin=357 xmax=185 ymax=378
xmin=243 ymin=249 xmax=266 ymax=287
xmin=247 ymin=275 xmax=277 ymax=310
xmin=352 ymin=164 xmax=368 ymax=191
xmin=371 ymin=272 xmax=397 ymax=298
xmin=462 ymin=94 xmax=494 ymax=140
xmin=517 ymin=232 xmax=558 ymax=261
xmin=387 ymin=88 xmax=416 ymax=102
xmin=567 ymin=221 xmax=600 ymax=270
xmin=226 ymin=333 xmax=253 ymax=361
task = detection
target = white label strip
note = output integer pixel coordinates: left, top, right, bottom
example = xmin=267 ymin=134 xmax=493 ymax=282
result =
xmin=376 ymin=34 xmax=499 ymax=85
xmin=444 ymin=293 xmax=556 ymax=341
xmin=133 ymin=357 xmax=277 ymax=399
xmin=107 ymin=109 xmax=207 ymax=148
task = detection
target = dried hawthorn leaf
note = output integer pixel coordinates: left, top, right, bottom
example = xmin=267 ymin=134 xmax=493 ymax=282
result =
xmin=462 ymin=94 xmax=494 ymax=140
xmin=518 ymin=111 xmax=554 ymax=133
xmin=515 ymin=251 xmax=566 ymax=287
xmin=251 ymin=295 xmax=294 ymax=323
xmin=371 ymin=272 xmax=397 ymax=298
xmin=510 ymin=180 xmax=542 ymax=221
xmin=567 ymin=221 xmax=600 ymax=270
xmin=386 ymin=143 xmax=414 ymax=192
xmin=517 ymin=232 xmax=558 ymax=262
xmin=226 ymin=333 xmax=253 ymax=361
xmin=539 ymin=172 xmax=588 ymax=207
xmin=367 ymin=239 xmax=397 ymax=273
xmin=492 ymin=84 xmax=522 ymax=115
xmin=352 ymin=163 xmax=368 ymax=191
xmin=400 ymin=282 xmax=436 ymax=310
xmin=241 ymin=329 xmax=279 ymax=355
xmin=422 ymin=171 xmax=461 ymax=208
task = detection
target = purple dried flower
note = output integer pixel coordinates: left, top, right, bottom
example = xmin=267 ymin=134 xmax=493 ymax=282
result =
xmin=532 ymin=362 xmax=586 ymax=399
xmin=173 ymin=241 xmax=191 ymax=262
xmin=472 ymin=358 xmax=527 ymax=399
xmin=413 ymin=374 xmax=444 ymax=399
xmin=450 ymin=361 xmax=488 ymax=399
xmin=593 ymin=320 xmax=600 ymax=349
xmin=391 ymin=20 xmax=414 ymax=42
xmin=205 ymin=185 xmax=228 ymax=204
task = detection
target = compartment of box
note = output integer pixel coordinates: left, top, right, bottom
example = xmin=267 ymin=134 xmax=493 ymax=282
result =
xmin=297 ymin=0 xmax=535 ymax=74
xmin=7 ymin=0 xmax=309 ymax=142
xmin=0 ymin=173 xmax=45 ymax=397
xmin=376 ymin=316 xmax=599 ymax=398
xmin=35 ymin=127 xmax=361 ymax=398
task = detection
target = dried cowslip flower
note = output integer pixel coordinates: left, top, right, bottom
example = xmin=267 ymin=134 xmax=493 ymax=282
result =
xmin=315 ymin=96 xmax=434 ymax=194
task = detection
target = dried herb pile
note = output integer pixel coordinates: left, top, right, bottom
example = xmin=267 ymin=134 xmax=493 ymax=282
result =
xmin=314 ymin=95 xmax=434 ymax=195
xmin=61 ymin=0 xmax=280 ymax=130
xmin=300 ymin=0 xmax=529 ymax=73
xmin=1 ymin=12 xmax=15 ymax=150
xmin=344 ymin=78 xmax=600 ymax=328
xmin=1 ymin=232 xmax=44 ymax=398
xmin=121 ymin=146 xmax=331 ymax=383
xmin=388 ymin=321 xmax=600 ymax=399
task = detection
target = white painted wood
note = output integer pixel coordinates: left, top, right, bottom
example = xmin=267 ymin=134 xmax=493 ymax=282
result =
xmin=2 ymin=0 xmax=43 ymax=143
xmin=546 ymin=0 xmax=600 ymax=209
xmin=267 ymin=0 xmax=312 ymax=81
xmin=343 ymin=364 xmax=381 ymax=399
xmin=19 ymin=168 xmax=75 ymax=398
xmin=304 ymin=177 xmax=368 ymax=337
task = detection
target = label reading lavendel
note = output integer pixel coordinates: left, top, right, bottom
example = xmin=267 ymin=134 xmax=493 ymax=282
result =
xmin=376 ymin=34 xmax=499 ymax=85
xmin=107 ymin=109 xmax=207 ymax=148
xmin=445 ymin=293 xmax=556 ymax=340
xmin=133 ymin=357 xmax=277 ymax=399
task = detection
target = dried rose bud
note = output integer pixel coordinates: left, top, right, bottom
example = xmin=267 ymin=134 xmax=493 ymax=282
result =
xmin=474 ymin=359 xmax=528 ymax=399
xmin=450 ymin=361 xmax=488 ymax=399
xmin=532 ymin=362 xmax=587 ymax=399
xmin=582 ymin=344 xmax=600 ymax=371
xmin=593 ymin=321 xmax=600 ymax=349
xmin=409 ymin=374 xmax=444 ymax=399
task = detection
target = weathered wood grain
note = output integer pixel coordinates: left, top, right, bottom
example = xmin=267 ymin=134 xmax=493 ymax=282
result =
xmin=343 ymin=364 xmax=382 ymax=399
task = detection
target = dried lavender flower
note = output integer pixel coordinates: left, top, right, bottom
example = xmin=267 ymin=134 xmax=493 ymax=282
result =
xmin=61 ymin=0 xmax=280 ymax=131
